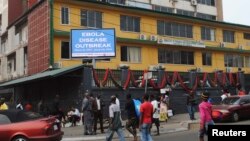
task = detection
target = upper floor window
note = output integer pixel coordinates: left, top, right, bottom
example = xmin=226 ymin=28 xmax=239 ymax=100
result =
xmin=224 ymin=54 xmax=243 ymax=67
xmin=244 ymin=33 xmax=250 ymax=40
xmin=202 ymin=52 xmax=212 ymax=66
xmin=61 ymin=7 xmax=69 ymax=24
xmin=120 ymin=15 xmax=140 ymax=32
xmin=121 ymin=46 xmax=141 ymax=63
xmin=158 ymin=49 xmax=194 ymax=65
xmin=223 ymin=30 xmax=235 ymax=43
xmin=108 ymin=0 xmax=125 ymax=5
xmin=157 ymin=21 xmax=193 ymax=38
xmin=201 ymin=27 xmax=215 ymax=41
xmin=245 ymin=56 xmax=250 ymax=67
xmin=81 ymin=10 xmax=102 ymax=28
xmin=153 ymin=5 xmax=173 ymax=13
xmin=197 ymin=0 xmax=215 ymax=6
xmin=176 ymin=9 xmax=194 ymax=17
xmin=61 ymin=41 xmax=70 ymax=59
xmin=197 ymin=13 xmax=216 ymax=20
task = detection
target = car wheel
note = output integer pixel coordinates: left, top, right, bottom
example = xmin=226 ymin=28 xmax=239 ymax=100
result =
xmin=12 ymin=136 xmax=28 ymax=141
xmin=232 ymin=112 xmax=239 ymax=122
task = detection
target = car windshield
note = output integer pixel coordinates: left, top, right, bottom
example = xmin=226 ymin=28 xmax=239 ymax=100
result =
xmin=222 ymin=97 xmax=240 ymax=105
xmin=16 ymin=111 xmax=43 ymax=122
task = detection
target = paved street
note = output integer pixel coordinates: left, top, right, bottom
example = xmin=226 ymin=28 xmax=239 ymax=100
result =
xmin=62 ymin=118 xmax=250 ymax=141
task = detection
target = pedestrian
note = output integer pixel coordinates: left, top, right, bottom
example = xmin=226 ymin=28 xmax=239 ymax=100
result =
xmin=150 ymin=94 xmax=160 ymax=136
xmin=159 ymin=94 xmax=168 ymax=122
xmin=68 ymin=106 xmax=81 ymax=127
xmin=221 ymin=89 xmax=231 ymax=101
xmin=25 ymin=101 xmax=33 ymax=111
xmin=106 ymin=95 xmax=125 ymax=141
xmin=199 ymin=92 xmax=214 ymax=141
xmin=139 ymin=94 xmax=153 ymax=141
xmin=0 ymin=97 xmax=8 ymax=110
xmin=82 ymin=92 xmax=94 ymax=135
xmin=16 ymin=98 xmax=24 ymax=110
xmin=94 ymin=94 xmax=105 ymax=134
xmin=237 ymin=84 xmax=246 ymax=96
xmin=125 ymin=93 xmax=138 ymax=141
xmin=186 ymin=91 xmax=197 ymax=120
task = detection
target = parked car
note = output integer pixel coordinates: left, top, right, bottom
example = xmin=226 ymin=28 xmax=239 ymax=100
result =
xmin=0 ymin=109 xmax=63 ymax=141
xmin=212 ymin=95 xmax=250 ymax=122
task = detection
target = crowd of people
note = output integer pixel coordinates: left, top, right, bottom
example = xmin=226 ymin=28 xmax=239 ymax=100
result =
xmin=1 ymin=84 xmax=249 ymax=141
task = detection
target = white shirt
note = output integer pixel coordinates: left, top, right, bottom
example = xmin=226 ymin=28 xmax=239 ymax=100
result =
xmin=151 ymin=100 xmax=160 ymax=118
xmin=96 ymin=98 xmax=101 ymax=110
xmin=109 ymin=103 xmax=120 ymax=118
xmin=16 ymin=103 xmax=23 ymax=110
xmin=115 ymin=98 xmax=120 ymax=107
xmin=73 ymin=108 xmax=81 ymax=117
xmin=221 ymin=93 xmax=231 ymax=101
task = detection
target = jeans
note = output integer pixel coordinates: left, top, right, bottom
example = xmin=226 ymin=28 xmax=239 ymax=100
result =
xmin=187 ymin=105 xmax=195 ymax=120
xmin=106 ymin=128 xmax=125 ymax=141
xmin=140 ymin=123 xmax=153 ymax=141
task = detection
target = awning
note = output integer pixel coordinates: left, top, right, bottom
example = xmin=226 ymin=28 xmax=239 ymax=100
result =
xmin=0 ymin=65 xmax=84 ymax=88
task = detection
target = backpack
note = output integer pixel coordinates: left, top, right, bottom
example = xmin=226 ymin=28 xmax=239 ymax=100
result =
xmin=133 ymin=99 xmax=141 ymax=118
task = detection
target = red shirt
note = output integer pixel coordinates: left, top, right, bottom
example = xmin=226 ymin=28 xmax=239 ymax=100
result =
xmin=238 ymin=90 xmax=246 ymax=96
xmin=25 ymin=104 xmax=32 ymax=111
xmin=140 ymin=101 xmax=153 ymax=124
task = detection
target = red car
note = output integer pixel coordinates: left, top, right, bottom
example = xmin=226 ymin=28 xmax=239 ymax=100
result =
xmin=0 ymin=110 xmax=63 ymax=141
xmin=212 ymin=95 xmax=250 ymax=122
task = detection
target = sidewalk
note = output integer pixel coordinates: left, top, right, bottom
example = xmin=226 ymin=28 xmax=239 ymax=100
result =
xmin=62 ymin=113 xmax=199 ymax=141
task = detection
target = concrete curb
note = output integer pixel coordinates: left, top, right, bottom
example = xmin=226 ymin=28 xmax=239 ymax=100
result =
xmin=62 ymin=126 xmax=189 ymax=141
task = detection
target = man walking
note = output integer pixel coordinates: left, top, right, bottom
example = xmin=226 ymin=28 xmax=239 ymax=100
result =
xmin=82 ymin=92 xmax=94 ymax=135
xmin=106 ymin=95 xmax=125 ymax=141
xmin=199 ymin=92 xmax=214 ymax=141
xmin=139 ymin=94 xmax=153 ymax=141
xmin=94 ymin=94 xmax=105 ymax=134
xmin=125 ymin=93 xmax=138 ymax=141
xmin=150 ymin=94 xmax=160 ymax=136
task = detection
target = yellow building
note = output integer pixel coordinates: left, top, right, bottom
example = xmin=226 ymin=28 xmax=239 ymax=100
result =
xmin=53 ymin=0 xmax=250 ymax=73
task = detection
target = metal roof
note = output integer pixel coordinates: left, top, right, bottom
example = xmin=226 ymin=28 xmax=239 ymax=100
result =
xmin=0 ymin=65 xmax=84 ymax=88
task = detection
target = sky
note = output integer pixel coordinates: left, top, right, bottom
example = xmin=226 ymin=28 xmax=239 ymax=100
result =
xmin=223 ymin=0 xmax=250 ymax=26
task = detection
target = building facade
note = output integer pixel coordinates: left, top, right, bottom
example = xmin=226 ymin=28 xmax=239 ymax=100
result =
xmin=51 ymin=0 xmax=250 ymax=74
xmin=98 ymin=0 xmax=223 ymax=21
xmin=0 ymin=0 xmax=29 ymax=82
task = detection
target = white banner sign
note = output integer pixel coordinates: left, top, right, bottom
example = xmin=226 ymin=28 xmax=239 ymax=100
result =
xmin=158 ymin=38 xmax=205 ymax=48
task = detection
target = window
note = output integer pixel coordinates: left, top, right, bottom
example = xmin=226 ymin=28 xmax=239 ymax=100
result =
xmin=7 ymin=53 xmax=16 ymax=72
xmin=201 ymin=27 xmax=215 ymax=41
xmin=24 ymin=47 xmax=28 ymax=73
xmin=157 ymin=21 xmax=193 ymax=38
xmin=244 ymin=33 xmax=250 ymax=40
xmin=158 ymin=49 xmax=194 ymax=65
xmin=61 ymin=41 xmax=70 ymax=59
xmin=202 ymin=52 xmax=212 ymax=66
xmin=120 ymin=15 xmax=140 ymax=32
xmin=153 ymin=5 xmax=173 ymax=13
xmin=121 ymin=46 xmax=141 ymax=63
xmin=81 ymin=10 xmax=102 ymax=28
xmin=197 ymin=0 xmax=215 ymax=6
xmin=223 ymin=30 xmax=235 ymax=43
xmin=197 ymin=13 xmax=216 ymax=20
xmin=176 ymin=9 xmax=194 ymax=17
xmin=224 ymin=54 xmax=244 ymax=67
xmin=61 ymin=7 xmax=69 ymax=24
xmin=108 ymin=0 xmax=125 ymax=5
xmin=245 ymin=56 xmax=250 ymax=67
